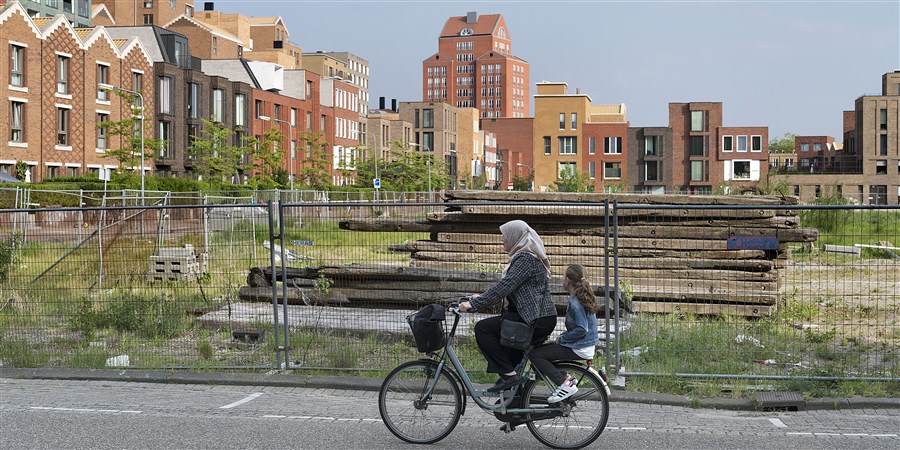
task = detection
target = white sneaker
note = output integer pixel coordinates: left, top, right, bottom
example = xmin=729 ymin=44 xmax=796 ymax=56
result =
xmin=548 ymin=374 xmax=578 ymax=403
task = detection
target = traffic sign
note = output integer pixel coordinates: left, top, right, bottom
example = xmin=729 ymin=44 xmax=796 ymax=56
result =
xmin=373 ymin=178 xmax=381 ymax=189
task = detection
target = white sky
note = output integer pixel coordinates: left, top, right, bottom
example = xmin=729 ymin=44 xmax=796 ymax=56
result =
xmin=212 ymin=0 xmax=900 ymax=140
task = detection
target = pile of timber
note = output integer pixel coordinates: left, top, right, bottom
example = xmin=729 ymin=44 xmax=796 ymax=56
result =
xmin=332 ymin=191 xmax=817 ymax=318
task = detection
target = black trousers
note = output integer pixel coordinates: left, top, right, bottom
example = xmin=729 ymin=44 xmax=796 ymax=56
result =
xmin=474 ymin=312 xmax=557 ymax=375
xmin=529 ymin=343 xmax=581 ymax=386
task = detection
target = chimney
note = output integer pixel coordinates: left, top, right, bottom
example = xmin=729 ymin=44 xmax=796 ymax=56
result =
xmin=466 ymin=11 xmax=477 ymax=24
xmin=204 ymin=2 xmax=214 ymax=11
xmin=391 ymin=99 xmax=397 ymax=112
xmin=379 ymin=97 xmax=385 ymax=110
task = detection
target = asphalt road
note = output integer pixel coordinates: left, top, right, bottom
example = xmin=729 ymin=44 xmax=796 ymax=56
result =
xmin=1 ymin=378 xmax=898 ymax=449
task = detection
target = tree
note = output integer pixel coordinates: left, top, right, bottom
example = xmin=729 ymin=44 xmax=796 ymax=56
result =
xmin=551 ymin=168 xmax=595 ymax=192
xmin=98 ymin=90 xmax=164 ymax=173
xmin=296 ymin=131 xmax=332 ymax=189
xmin=248 ymin=127 xmax=285 ymax=189
xmin=512 ymin=173 xmax=533 ymax=191
xmin=354 ymin=140 xmax=451 ymax=192
xmin=185 ymin=118 xmax=248 ymax=184
xmin=769 ymin=132 xmax=796 ymax=154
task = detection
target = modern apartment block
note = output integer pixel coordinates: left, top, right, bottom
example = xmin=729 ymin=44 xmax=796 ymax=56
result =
xmin=455 ymin=107 xmax=483 ymax=188
xmin=531 ymin=82 xmax=628 ymax=192
xmin=627 ymin=127 xmax=673 ymax=194
xmin=190 ymin=4 xmax=303 ymax=69
xmin=770 ymin=72 xmax=900 ymax=205
xmin=398 ymin=101 xmax=458 ymax=186
xmin=480 ymin=116 xmax=533 ymax=190
xmin=319 ymin=77 xmax=360 ymax=186
xmin=1 ymin=1 xmax=155 ymax=181
xmin=15 ymin=0 xmax=93 ymax=27
xmin=423 ymin=11 xmax=529 ymax=118
xmin=669 ymin=102 xmax=768 ymax=194
xmin=305 ymin=51 xmax=369 ymax=120
xmin=93 ymin=0 xmax=195 ymax=26
xmin=366 ymin=106 xmax=413 ymax=166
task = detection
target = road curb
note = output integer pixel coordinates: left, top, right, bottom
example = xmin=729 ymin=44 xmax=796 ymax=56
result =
xmin=3 ymin=368 xmax=898 ymax=411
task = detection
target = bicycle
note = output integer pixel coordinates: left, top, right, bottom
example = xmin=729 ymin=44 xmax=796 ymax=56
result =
xmin=379 ymin=302 xmax=610 ymax=449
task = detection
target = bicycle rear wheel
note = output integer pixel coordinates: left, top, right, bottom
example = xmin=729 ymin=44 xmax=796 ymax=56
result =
xmin=378 ymin=359 xmax=462 ymax=444
xmin=522 ymin=362 xmax=609 ymax=449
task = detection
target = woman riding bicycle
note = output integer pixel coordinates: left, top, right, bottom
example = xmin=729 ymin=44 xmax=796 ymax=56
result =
xmin=459 ymin=220 xmax=557 ymax=393
xmin=529 ymin=264 xmax=599 ymax=403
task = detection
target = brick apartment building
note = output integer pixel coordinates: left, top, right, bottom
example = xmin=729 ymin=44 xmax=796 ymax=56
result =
xmin=14 ymin=0 xmax=93 ymax=27
xmin=531 ymin=82 xmax=628 ymax=192
xmin=423 ymin=11 xmax=530 ymax=118
xmin=770 ymin=72 xmax=900 ymax=205
xmin=1 ymin=2 xmax=156 ymax=181
xmin=398 ymin=101 xmax=458 ymax=187
xmin=626 ymin=127 xmax=673 ymax=194
xmin=93 ymin=0 xmax=195 ymax=26
xmin=481 ymin=116 xmax=533 ymax=190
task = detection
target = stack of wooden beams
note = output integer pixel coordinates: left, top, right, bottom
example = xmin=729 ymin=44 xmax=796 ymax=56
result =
xmin=336 ymin=191 xmax=817 ymax=318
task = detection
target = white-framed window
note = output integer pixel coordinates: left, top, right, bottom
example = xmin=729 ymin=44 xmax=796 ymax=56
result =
xmin=158 ymin=77 xmax=172 ymax=114
xmin=751 ymin=135 xmax=762 ymax=152
xmin=725 ymin=160 xmax=760 ymax=181
xmin=187 ymin=82 xmax=199 ymax=118
xmin=737 ymin=135 xmax=748 ymax=152
xmin=571 ymin=113 xmax=577 ymax=130
xmin=158 ymin=120 xmax=172 ymax=158
xmin=559 ymin=136 xmax=576 ymax=155
xmin=604 ymin=162 xmax=621 ymax=179
xmin=801 ymin=143 xmax=809 ymax=152
xmin=10 ymin=44 xmax=25 ymax=87
xmin=212 ymin=89 xmax=224 ymax=122
xmin=543 ymin=136 xmax=551 ymax=155
xmin=97 ymin=113 xmax=108 ymax=149
xmin=56 ymin=55 xmax=69 ymax=94
xmin=690 ymin=110 xmax=704 ymax=132
xmin=10 ymin=101 xmax=25 ymax=142
xmin=57 ymin=107 xmax=69 ymax=146
xmin=604 ymin=137 xmax=622 ymax=154
xmin=559 ymin=161 xmax=576 ymax=177
xmin=234 ymin=94 xmax=246 ymax=127
xmin=559 ymin=113 xmax=565 ymax=130
xmin=722 ymin=135 xmax=733 ymax=152
xmin=144 ymin=1 xmax=153 ymax=7
xmin=813 ymin=143 xmax=822 ymax=152
xmin=96 ymin=64 xmax=109 ymax=101
xmin=212 ymin=37 xmax=217 ymax=55
xmin=589 ymin=137 xmax=596 ymax=155
xmin=588 ymin=161 xmax=596 ymax=179
xmin=290 ymin=108 xmax=297 ymax=127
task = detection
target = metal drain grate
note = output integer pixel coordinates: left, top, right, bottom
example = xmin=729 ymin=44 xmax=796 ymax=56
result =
xmin=755 ymin=391 xmax=806 ymax=411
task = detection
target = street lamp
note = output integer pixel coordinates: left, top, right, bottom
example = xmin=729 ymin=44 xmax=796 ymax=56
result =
xmin=99 ymin=82 xmax=144 ymax=204
xmin=259 ymin=115 xmax=295 ymax=191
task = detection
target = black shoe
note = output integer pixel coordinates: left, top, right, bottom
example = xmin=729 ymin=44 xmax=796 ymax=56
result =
xmin=487 ymin=375 xmax=520 ymax=393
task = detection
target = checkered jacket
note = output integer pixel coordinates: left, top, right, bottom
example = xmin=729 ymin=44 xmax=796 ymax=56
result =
xmin=470 ymin=252 xmax=556 ymax=323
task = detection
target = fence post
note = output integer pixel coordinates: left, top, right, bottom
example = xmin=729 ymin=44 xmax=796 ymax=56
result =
xmin=266 ymin=200 xmax=284 ymax=369
xmin=278 ymin=200 xmax=291 ymax=369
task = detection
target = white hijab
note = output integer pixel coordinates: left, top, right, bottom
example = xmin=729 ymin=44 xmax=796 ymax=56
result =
xmin=500 ymin=220 xmax=551 ymax=277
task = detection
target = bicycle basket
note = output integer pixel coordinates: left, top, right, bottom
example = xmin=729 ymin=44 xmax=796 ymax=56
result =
xmin=406 ymin=303 xmax=446 ymax=353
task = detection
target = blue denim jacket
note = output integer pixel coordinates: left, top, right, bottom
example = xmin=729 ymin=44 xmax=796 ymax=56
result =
xmin=557 ymin=295 xmax=599 ymax=349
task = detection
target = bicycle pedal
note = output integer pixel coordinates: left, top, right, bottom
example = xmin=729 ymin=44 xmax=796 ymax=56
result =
xmin=499 ymin=423 xmax=516 ymax=433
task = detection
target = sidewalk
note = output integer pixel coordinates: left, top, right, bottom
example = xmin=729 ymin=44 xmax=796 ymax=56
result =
xmin=3 ymin=367 xmax=898 ymax=411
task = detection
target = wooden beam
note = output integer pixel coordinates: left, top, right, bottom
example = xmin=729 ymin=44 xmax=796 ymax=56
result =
xmin=632 ymin=301 xmax=772 ymax=317
xmin=442 ymin=190 xmax=798 ymax=205
xmin=454 ymin=205 xmax=777 ymax=219
xmin=411 ymin=251 xmax=775 ymax=271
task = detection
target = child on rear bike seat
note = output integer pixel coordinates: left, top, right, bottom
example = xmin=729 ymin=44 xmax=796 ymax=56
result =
xmin=529 ymin=264 xmax=599 ymax=403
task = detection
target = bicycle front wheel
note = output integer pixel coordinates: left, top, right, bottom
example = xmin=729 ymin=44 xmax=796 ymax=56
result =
xmin=523 ymin=362 xmax=609 ymax=449
xmin=378 ymin=359 xmax=462 ymax=444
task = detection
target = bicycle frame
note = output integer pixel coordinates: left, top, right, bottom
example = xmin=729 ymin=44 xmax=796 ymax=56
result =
xmin=422 ymin=306 xmax=567 ymax=417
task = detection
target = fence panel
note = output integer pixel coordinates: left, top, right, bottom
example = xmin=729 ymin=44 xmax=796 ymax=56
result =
xmin=616 ymin=204 xmax=899 ymax=381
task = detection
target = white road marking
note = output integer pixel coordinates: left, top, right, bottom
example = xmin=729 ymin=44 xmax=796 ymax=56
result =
xmin=219 ymin=392 xmax=263 ymax=409
xmin=769 ymin=418 xmax=788 ymax=428
xmin=29 ymin=407 xmax=141 ymax=414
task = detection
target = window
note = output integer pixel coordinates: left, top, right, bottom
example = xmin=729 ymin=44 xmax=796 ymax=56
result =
xmin=10 ymin=45 xmax=24 ymax=87
xmin=212 ymin=37 xmax=217 ymax=55
xmin=722 ymin=135 xmax=733 ymax=152
xmin=751 ymin=135 xmax=762 ymax=152
xmin=10 ymin=101 xmax=24 ymax=142
xmin=143 ymin=14 xmax=153 ymax=25
xmin=321 ymin=114 xmax=326 ymax=132
xmin=97 ymin=113 xmax=108 ymax=149
xmin=422 ymin=109 xmax=434 ymax=128
xmin=144 ymin=1 xmax=153 ymax=7
xmin=47 ymin=166 xmax=59 ymax=178
xmin=604 ymin=137 xmax=622 ymax=154
xmin=645 ymin=136 xmax=657 ymax=156
xmin=158 ymin=77 xmax=172 ymax=114
xmin=589 ymin=137 xmax=596 ymax=155
xmin=869 ymin=185 xmax=887 ymax=205
xmin=690 ymin=161 xmax=704 ymax=181
xmin=273 ymin=104 xmax=281 ymax=120
xmin=158 ymin=121 xmax=172 ymax=158
xmin=57 ymin=108 xmax=69 ymax=146
xmin=690 ymin=136 xmax=704 ymax=156
xmin=737 ymin=135 xmax=748 ymax=152
xmin=690 ymin=111 xmax=704 ymax=132
xmin=559 ymin=113 xmax=565 ymax=130
xmin=603 ymin=162 xmax=621 ymax=179
xmin=255 ymin=100 xmax=262 ymax=119
xmin=132 ymin=71 xmax=143 ymax=94
xmin=543 ymin=136 xmax=551 ymax=155
xmin=212 ymin=89 xmax=224 ymax=122
xmin=306 ymin=111 xmax=312 ymax=130
xmin=56 ymin=55 xmax=68 ymax=94
xmin=96 ymin=64 xmax=109 ymax=100
xmin=644 ymin=161 xmax=659 ymax=181
xmin=732 ymin=161 xmax=751 ymax=179
xmin=559 ymin=162 xmax=576 ymax=177
xmin=305 ymin=80 xmax=313 ymax=99
xmin=290 ymin=108 xmax=297 ymax=127
xmin=876 ymin=160 xmax=887 ymax=175
xmin=813 ymin=143 xmax=822 ymax=152
xmin=422 ymin=132 xmax=434 ymax=151
xmin=234 ymin=94 xmax=246 ymax=127
xmin=558 ymin=136 xmax=577 ymax=155
xmin=588 ymin=161 xmax=596 ymax=179
xmin=880 ymin=109 xmax=887 ymax=130
xmin=571 ymin=113 xmax=577 ymax=130
xmin=880 ymin=135 xmax=888 ymax=155
xmin=170 ymin=0 xmax=175 ymax=8
xmin=187 ymin=83 xmax=198 ymax=118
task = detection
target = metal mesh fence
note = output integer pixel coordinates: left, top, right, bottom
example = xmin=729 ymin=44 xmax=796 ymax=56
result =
xmin=1 ymin=197 xmax=897 ymax=383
